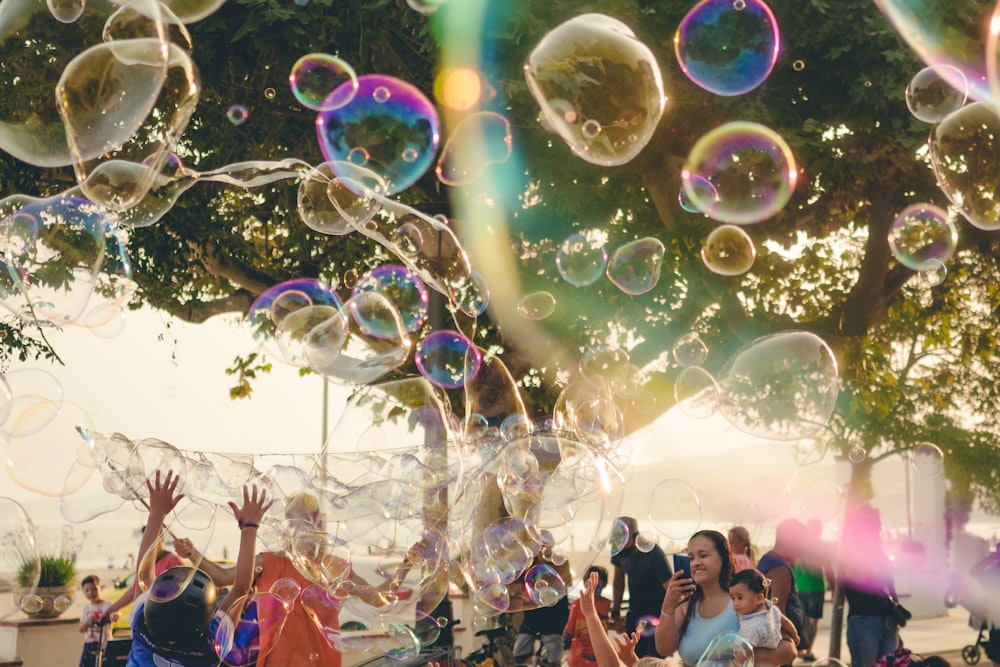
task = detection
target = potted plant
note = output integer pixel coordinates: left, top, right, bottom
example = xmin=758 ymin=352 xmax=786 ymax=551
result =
xmin=15 ymin=552 xmax=77 ymax=619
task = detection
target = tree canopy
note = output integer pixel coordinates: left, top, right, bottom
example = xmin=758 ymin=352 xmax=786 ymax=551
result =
xmin=2 ymin=0 xmax=1000 ymax=516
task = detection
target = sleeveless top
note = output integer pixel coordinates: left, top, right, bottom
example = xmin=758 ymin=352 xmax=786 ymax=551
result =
xmin=254 ymin=552 xmax=341 ymax=667
xmin=677 ymin=599 xmax=739 ymax=666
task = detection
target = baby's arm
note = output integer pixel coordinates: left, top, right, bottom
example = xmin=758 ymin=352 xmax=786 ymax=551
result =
xmin=778 ymin=614 xmax=795 ymax=643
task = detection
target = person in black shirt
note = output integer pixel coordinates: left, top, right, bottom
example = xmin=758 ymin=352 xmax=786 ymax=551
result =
xmin=610 ymin=517 xmax=672 ymax=657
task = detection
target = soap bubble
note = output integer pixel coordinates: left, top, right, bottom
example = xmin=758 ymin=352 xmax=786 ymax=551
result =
xmin=918 ymin=258 xmax=947 ymax=287
xmin=228 ymin=105 xmax=250 ymax=125
xmin=524 ymin=563 xmax=566 ymax=606
xmin=648 ymin=479 xmax=702 ymax=540
xmin=634 ymin=532 xmax=657 ymax=554
xmin=556 ymin=231 xmax=608 ymax=287
xmin=317 ymin=74 xmax=441 ymax=195
xmin=674 ymin=0 xmax=780 ymax=96
xmin=930 ymin=102 xmax=1000 ymax=231
xmin=848 ymin=445 xmax=867 ymax=463
xmin=683 ymin=122 xmax=797 ymax=225
xmin=517 ymin=292 xmax=556 ymax=320
xmin=912 ymin=442 xmax=944 ymax=476
xmin=606 ymin=238 xmax=665 ymax=295
xmin=248 ymin=279 xmax=342 ymax=365
xmin=905 ymin=66 xmax=968 ymax=124
xmin=290 ymin=54 xmax=358 ymax=111
xmin=701 ymin=225 xmax=757 ymax=276
xmin=679 ymin=175 xmax=718 ymax=214
xmin=524 ymin=14 xmax=666 ymax=166
xmin=695 ymin=631 xmax=754 ymax=667
xmin=673 ymin=333 xmax=709 ymax=368
xmin=352 ymin=265 xmax=429 ymax=335
xmin=718 ymin=331 xmax=840 ymax=441
xmin=887 ymin=204 xmax=957 ymax=271
xmin=0 ymin=499 xmax=39 ymax=620
xmin=415 ymin=330 xmax=481 ymax=389
xmin=552 ymin=381 xmax=624 ymax=448
xmin=609 ymin=517 xmax=631 ymax=556
xmin=0 ymin=368 xmax=64 ymax=438
xmin=4 ymin=401 xmax=95 ymax=496
xmin=673 ymin=366 xmax=719 ymax=420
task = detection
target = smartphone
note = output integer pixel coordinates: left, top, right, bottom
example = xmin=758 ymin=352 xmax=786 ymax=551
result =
xmin=673 ymin=553 xmax=691 ymax=579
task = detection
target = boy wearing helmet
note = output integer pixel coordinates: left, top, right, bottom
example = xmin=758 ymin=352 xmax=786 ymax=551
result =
xmin=126 ymin=470 xmax=273 ymax=667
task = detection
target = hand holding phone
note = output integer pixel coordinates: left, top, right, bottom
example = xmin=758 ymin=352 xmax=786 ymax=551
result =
xmin=673 ymin=553 xmax=691 ymax=580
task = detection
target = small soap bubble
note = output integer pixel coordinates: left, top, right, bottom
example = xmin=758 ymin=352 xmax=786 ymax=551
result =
xmin=912 ymin=442 xmax=944 ymax=476
xmin=415 ymin=330 xmax=482 ymax=389
xmin=373 ymin=86 xmax=391 ymax=103
xmin=289 ymin=54 xmax=358 ymax=111
xmin=906 ymin=66 xmax=968 ymax=124
xmin=848 ymin=445 xmax=867 ymax=463
xmin=581 ymin=119 xmax=602 ymax=140
xmin=556 ymin=230 xmax=608 ymax=287
xmin=634 ymin=531 xmax=657 ymax=553
xmin=918 ymin=259 xmax=947 ymax=287
xmin=793 ymin=60 xmax=806 ymax=71
xmin=701 ymin=225 xmax=757 ymax=276
xmin=673 ymin=333 xmax=709 ymax=368
xmin=264 ymin=87 xmax=277 ymax=100
xmin=888 ymin=204 xmax=956 ymax=271
xmin=227 ymin=105 xmax=249 ymax=126
xmin=606 ymin=237 xmax=664 ymax=295
xmin=517 ymin=291 xmax=556 ymax=320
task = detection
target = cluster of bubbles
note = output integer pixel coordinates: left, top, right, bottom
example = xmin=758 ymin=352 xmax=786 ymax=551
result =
xmin=0 ymin=0 xmax=978 ymax=653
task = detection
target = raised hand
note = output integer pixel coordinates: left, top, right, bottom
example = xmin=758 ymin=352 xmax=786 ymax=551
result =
xmin=580 ymin=570 xmax=599 ymax=617
xmin=612 ymin=632 xmax=640 ymax=667
xmin=228 ymin=484 xmax=274 ymax=526
xmin=146 ymin=470 xmax=184 ymax=516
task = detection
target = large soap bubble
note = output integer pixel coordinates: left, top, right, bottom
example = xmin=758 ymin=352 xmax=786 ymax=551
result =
xmin=930 ymin=102 xmax=1000 ymax=231
xmin=683 ymin=122 xmax=797 ymax=225
xmin=718 ymin=331 xmax=839 ymax=441
xmin=316 ymin=74 xmax=441 ymax=195
xmin=524 ymin=14 xmax=666 ymax=166
xmin=905 ymin=65 xmax=968 ymax=124
xmin=887 ymin=203 xmax=957 ymax=271
xmin=675 ymin=0 xmax=780 ymax=96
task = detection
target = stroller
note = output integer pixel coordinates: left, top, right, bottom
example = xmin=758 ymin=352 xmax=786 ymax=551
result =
xmin=960 ymin=613 xmax=990 ymax=666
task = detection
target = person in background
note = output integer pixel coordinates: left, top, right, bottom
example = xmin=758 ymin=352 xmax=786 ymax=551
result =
xmin=78 ymin=574 xmax=116 ymax=667
xmin=653 ymin=529 xmax=797 ymax=667
xmin=757 ymin=519 xmax=810 ymax=664
xmin=793 ymin=519 xmax=829 ymax=662
xmin=729 ymin=527 xmax=755 ymax=573
xmin=564 ymin=566 xmax=612 ymax=667
xmin=840 ymin=506 xmax=899 ymax=667
xmin=104 ymin=527 xmax=184 ymax=619
xmin=512 ymin=532 xmax=573 ymax=667
xmin=126 ymin=470 xmax=272 ymax=667
xmin=611 ymin=517 xmax=672 ymax=657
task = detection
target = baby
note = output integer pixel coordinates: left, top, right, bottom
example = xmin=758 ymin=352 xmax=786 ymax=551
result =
xmin=729 ymin=568 xmax=795 ymax=664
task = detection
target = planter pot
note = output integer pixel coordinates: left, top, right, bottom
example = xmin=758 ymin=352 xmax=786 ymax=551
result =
xmin=14 ymin=585 xmax=76 ymax=619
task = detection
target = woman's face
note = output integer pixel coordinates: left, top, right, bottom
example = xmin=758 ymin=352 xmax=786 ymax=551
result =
xmin=687 ymin=535 xmax=723 ymax=586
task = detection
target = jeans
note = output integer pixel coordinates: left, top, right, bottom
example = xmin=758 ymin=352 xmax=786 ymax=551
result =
xmin=846 ymin=615 xmax=899 ymax=667
xmin=513 ymin=632 xmax=564 ymax=666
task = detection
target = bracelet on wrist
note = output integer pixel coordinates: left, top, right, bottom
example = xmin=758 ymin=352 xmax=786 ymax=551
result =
xmin=238 ymin=520 xmax=259 ymax=529
xmin=660 ymin=608 xmax=676 ymax=618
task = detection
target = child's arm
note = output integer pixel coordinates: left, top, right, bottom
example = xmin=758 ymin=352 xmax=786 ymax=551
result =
xmin=778 ymin=613 xmax=795 ymax=640
xmin=218 ymin=484 xmax=273 ymax=614
xmin=78 ymin=608 xmax=93 ymax=633
xmin=174 ymin=537 xmax=238 ymax=587
xmin=136 ymin=471 xmax=185 ymax=594
xmin=580 ymin=571 xmax=624 ymax=667
xmin=612 ymin=632 xmax=640 ymax=667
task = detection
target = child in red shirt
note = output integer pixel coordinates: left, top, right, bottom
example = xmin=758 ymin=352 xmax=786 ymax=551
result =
xmin=564 ymin=567 xmax=612 ymax=667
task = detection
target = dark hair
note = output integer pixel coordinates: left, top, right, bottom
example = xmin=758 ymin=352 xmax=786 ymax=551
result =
xmin=679 ymin=530 xmax=734 ymax=638
xmin=730 ymin=568 xmax=768 ymax=596
xmin=913 ymin=658 xmax=951 ymax=667
xmin=81 ymin=575 xmax=100 ymax=587
xmin=729 ymin=526 xmax=753 ymax=558
xmin=586 ymin=565 xmax=609 ymax=589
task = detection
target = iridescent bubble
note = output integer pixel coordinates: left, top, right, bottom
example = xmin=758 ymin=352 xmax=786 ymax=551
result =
xmin=47 ymin=0 xmax=85 ymax=23
xmin=436 ymin=112 xmax=512 ymax=186
xmin=848 ymin=445 xmax=867 ymax=463
xmin=264 ymin=87 xmax=277 ymax=100
xmin=887 ymin=204 xmax=957 ymax=271
xmin=0 ymin=195 xmax=111 ymax=326
xmin=0 ymin=498 xmax=39 ymax=621
xmin=415 ymin=330 xmax=482 ymax=389
xmin=673 ymin=366 xmax=719 ymax=420
xmin=297 ymin=162 xmax=381 ymax=235
xmin=275 ymin=305 xmax=344 ymax=369
xmin=248 ymin=279 xmax=341 ymax=364
xmin=930 ymin=102 xmax=1000 ymax=230
xmin=289 ymin=54 xmax=358 ymax=111
xmin=701 ymin=224 xmax=757 ymax=276
xmin=524 ymin=563 xmax=566 ymax=606
xmin=672 ymin=333 xmax=709 ymax=367
xmin=608 ymin=517 xmax=631 ymax=556
xmin=1 ymin=368 xmax=64 ymax=438
xmin=912 ymin=442 xmax=945 ymax=476
xmin=874 ymin=0 xmax=992 ymax=104
xmin=352 ymin=265 xmax=429 ymax=335
xmin=635 ymin=614 xmax=658 ymax=636
xmin=905 ymin=66 xmax=968 ymax=124
xmin=500 ymin=414 xmax=533 ymax=441
xmin=678 ymin=175 xmax=718 ymax=214
xmin=648 ymin=479 xmax=702 ymax=540
xmin=227 ymin=105 xmax=250 ymax=125
xmin=317 ymin=74 xmax=441 ymax=195
xmin=524 ymin=14 xmax=667 ymax=166
xmin=552 ymin=381 xmax=624 ymax=447
xmin=580 ymin=346 xmax=630 ymax=385
xmin=606 ymin=237 xmax=664 ymax=295
xmin=683 ymin=122 xmax=797 ymax=225
xmin=453 ymin=270 xmax=490 ymax=317
xmin=517 ymin=292 xmax=556 ymax=320
xmin=792 ymin=59 xmax=805 ymax=71
xmin=389 ymin=222 xmax=424 ymax=256
xmin=556 ymin=231 xmax=608 ymax=287
xmin=674 ymin=0 xmax=780 ymax=96
xmin=718 ymin=331 xmax=840 ymax=441
xmin=4 ymin=401 xmax=95 ymax=496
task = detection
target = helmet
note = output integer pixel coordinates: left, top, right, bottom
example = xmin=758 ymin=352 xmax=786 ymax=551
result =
xmin=143 ymin=567 xmax=218 ymax=647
